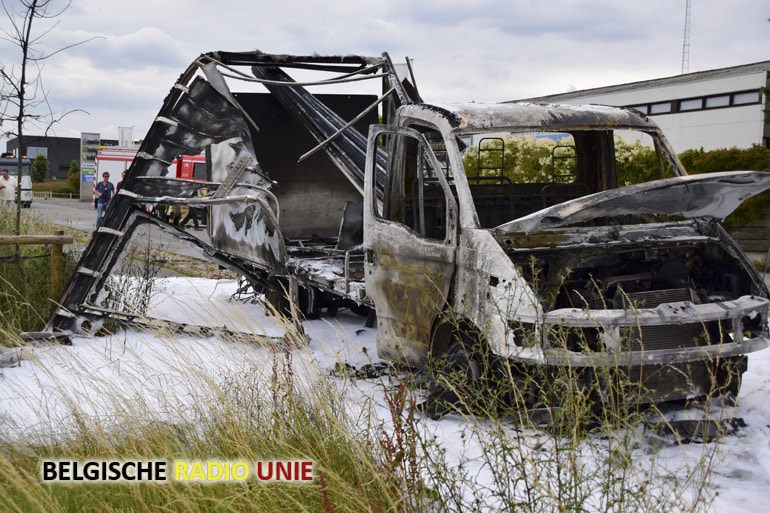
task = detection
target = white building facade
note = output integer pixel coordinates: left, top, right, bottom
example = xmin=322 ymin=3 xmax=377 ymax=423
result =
xmin=518 ymin=61 xmax=770 ymax=153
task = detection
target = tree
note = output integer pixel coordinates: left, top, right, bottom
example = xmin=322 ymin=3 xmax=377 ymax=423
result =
xmin=0 ymin=0 xmax=97 ymax=235
xmin=66 ymin=159 xmax=79 ymax=189
xmin=31 ymin=153 xmax=48 ymax=182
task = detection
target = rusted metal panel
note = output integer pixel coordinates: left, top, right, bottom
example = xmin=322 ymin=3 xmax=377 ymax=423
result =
xmin=366 ymin=230 xmax=455 ymax=367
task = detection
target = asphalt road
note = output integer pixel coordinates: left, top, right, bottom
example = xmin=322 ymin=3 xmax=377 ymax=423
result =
xmin=27 ymin=196 xmax=110 ymax=232
xmin=25 ymin=196 xmax=212 ymax=263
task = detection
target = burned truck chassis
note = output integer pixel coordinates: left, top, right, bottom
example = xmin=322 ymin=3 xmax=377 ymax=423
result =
xmin=37 ymin=50 xmax=770 ymax=420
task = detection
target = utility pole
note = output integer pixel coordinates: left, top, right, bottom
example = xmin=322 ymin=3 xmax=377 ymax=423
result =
xmin=681 ymin=0 xmax=691 ymax=74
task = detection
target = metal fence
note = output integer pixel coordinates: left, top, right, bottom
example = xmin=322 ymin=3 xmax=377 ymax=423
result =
xmin=33 ymin=191 xmax=80 ymax=200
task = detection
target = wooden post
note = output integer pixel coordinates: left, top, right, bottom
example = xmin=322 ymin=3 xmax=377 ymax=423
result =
xmin=51 ymin=230 xmax=64 ymax=300
xmin=0 ymin=234 xmax=74 ymax=244
xmin=0 ymin=232 xmax=73 ymax=301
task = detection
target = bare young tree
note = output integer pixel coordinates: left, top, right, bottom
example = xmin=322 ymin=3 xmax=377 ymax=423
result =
xmin=0 ymin=0 xmax=97 ymax=235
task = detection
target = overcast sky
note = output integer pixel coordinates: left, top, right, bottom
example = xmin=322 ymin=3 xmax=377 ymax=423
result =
xmin=1 ymin=0 xmax=768 ymax=146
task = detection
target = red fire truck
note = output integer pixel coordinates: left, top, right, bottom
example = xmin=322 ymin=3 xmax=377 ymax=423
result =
xmin=95 ymin=148 xmax=206 ymax=181
xmin=174 ymin=153 xmax=207 ymax=181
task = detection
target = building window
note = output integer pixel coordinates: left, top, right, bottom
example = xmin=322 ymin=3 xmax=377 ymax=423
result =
xmin=733 ymin=91 xmax=759 ymax=105
xmin=704 ymin=95 xmax=730 ymax=108
xmin=649 ymin=102 xmax=672 ymax=114
xmin=629 ymin=105 xmax=648 ymax=114
xmin=26 ymin=146 xmax=48 ymax=159
xmin=679 ymin=98 xmax=702 ymax=111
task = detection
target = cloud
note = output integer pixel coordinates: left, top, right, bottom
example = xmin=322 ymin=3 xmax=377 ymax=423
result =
xmin=1 ymin=0 xmax=768 ymax=145
xmin=46 ymin=27 xmax=191 ymax=70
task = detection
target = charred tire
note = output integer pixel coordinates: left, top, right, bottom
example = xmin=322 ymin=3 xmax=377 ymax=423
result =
xmin=264 ymin=279 xmax=291 ymax=318
xmin=264 ymin=278 xmax=320 ymax=320
xmin=443 ymin=337 xmax=485 ymax=386
xmin=426 ymin=323 xmax=504 ymax=419
xmin=265 ymin=279 xmax=323 ymax=319
xmin=342 ymin=298 xmax=372 ymax=317
xmin=297 ymin=286 xmax=320 ymax=320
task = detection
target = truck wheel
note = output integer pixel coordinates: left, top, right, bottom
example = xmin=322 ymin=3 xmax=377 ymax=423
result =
xmin=264 ymin=279 xmax=319 ymax=320
xmin=425 ymin=324 xmax=500 ymax=419
xmin=443 ymin=336 xmax=484 ymax=386
xmin=297 ymin=286 xmax=320 ymax=320
xmin=264 ymin=281 xmax=291 ymax=318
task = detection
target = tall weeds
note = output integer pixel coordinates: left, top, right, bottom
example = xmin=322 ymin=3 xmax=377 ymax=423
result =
xmin=409 ymin=301 xmax=727 ymax=513
xmin=0 ymin=243 xmax=730 ymax=512
xmin=0 ymin=210 xmax=79 ymax=339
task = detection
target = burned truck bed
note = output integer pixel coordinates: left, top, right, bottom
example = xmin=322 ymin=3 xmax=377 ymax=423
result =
xmin=280 ymin=238 xmax=368 ymax=317
xmin=45 ymin=51 xmax=413 ymax=334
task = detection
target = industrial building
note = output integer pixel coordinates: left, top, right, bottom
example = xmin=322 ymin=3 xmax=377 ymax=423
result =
xmin=518 ymin=61 xmax=770 ymax=153
xmin=4 ymin=135 xmax=118 ymax=180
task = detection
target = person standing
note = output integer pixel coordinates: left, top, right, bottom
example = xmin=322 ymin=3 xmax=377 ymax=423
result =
xmin=94 ymin=172 xmax=115 ymax=228
xmin=170 ymin=204 xmax=182 ymax=226
xmin=116 ymin=170 xmax=126 ymax=193
xmin=180 ymin=186 xmax=208 ymax=230
xmin=0 ymin=169 xmax=18 ymax=209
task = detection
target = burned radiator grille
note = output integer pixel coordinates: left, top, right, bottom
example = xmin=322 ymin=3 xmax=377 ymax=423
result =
xmin=616 ymin=287 xmax=696 ymax=309
xmin=618 ymin=288 xmax=710 ymax=352
xmin=624 ymin=362 xmax=712 ymax=403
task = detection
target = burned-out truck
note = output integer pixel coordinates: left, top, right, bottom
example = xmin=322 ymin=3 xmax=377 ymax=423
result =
xmin=45 ymin=51 xmax=770 ymax=407
xmin=364 ymin=102 xmax=770 ymax=406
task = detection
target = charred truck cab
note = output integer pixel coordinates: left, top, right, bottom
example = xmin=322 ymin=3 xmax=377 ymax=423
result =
xmin=364 ymin=102 xmax=770 ymax=404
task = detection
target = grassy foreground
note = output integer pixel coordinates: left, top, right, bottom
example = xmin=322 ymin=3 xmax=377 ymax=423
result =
xmin=0 ymin=325 xmax=418 ymax=513
xmin=0 ymin=215 xmax=723 ymax=512
xmin=0 ymin=319 xmax=723 ymax=513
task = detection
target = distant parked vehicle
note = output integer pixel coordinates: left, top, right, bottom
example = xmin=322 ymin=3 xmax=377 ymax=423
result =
xmin=0 ymin=154 xmax=33 ymax=208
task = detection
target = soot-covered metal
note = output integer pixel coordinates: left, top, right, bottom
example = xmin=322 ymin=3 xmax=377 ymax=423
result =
xmin=45 ymin=51 xmax=415 ymax=335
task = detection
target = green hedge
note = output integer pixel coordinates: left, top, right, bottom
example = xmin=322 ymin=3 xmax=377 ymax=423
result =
xmin=463 ymin=137 xmax=770 ymax=227
xmin=682 ymin=145 xmax=770 ymax=226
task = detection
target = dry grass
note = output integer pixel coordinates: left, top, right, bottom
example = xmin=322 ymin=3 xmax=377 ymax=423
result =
xmin=0 ymin=221 xmax=725 ymax=513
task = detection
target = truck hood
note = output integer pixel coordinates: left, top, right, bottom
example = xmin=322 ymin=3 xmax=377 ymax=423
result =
xmin=495 ymin=171 xmax=770 ymax=235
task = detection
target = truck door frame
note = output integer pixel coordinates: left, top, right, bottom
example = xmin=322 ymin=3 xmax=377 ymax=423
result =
xmin=364 ymin=124 xmax=458 ymax=368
